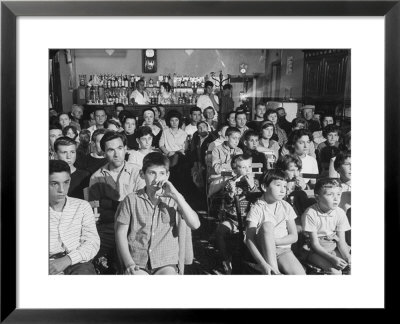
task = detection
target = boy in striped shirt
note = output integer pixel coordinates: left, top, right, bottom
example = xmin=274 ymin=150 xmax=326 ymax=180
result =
xmin=49 ymin=160 xmax=100 ymax=275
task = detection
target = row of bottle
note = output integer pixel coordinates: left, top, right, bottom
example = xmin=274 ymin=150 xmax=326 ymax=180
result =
xmin=80 ymin=73 xmax=209 ymax=90
xmin=86 ymin=85 xmax=201 ymax=105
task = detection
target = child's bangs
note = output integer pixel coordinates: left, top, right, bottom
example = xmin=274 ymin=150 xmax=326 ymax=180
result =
xmin=260 ymin=169 xmax=287 ymax=189
xmin=314 ymin=178 xmax=342 ymax=195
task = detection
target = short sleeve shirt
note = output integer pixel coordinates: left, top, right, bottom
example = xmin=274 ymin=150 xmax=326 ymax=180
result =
xmin=301 ymin=203 xmax=351 ymax=237
xmin=129 ymin=89 xmax=150 ymax=105
xmin=115 ymin=189 xmax=181 ymax=269
xmin=246 ymin=199 xmax=297 ymax=249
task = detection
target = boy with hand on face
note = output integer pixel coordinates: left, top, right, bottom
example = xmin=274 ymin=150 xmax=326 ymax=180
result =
xmin=215 ymin=154 xmax=260 ymax=274
xmin=301 ymin=178 xmax=351 ymax=274
xmin=115 ymin=152 xmax=200 ymax=275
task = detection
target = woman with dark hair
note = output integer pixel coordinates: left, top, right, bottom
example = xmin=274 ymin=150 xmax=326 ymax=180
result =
xmin=285 ymin=129 xmax=319 ymax=188
xmin=159 ymin=110 xmax=187 ymax=166
xmin=159 ymin=110 xmax=191 ymax=194
xmin=158 ymin=82 xmax=176 ymax=105
xmin=62 ymin=125 xmax=79 ymax=142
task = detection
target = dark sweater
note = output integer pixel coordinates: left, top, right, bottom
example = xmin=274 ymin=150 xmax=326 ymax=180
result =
xmin=69 ymin=169 xmax=90 ymax=200
xmin=84 ymin=155 xmax=108 ymax=176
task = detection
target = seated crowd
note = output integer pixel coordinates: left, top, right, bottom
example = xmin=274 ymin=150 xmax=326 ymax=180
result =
xmin=49 ymin=82 xmax=351 ymax=275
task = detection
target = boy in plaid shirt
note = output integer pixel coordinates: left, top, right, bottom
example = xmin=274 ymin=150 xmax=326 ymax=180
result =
xmin=215 ymin=154 xmax=260 ymax=274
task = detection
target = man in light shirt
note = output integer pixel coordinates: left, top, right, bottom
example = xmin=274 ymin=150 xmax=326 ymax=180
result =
xmin=89 ymin=131 xmax=145 ymax=273
xmin=196 ymin=80 xmax=220 ymax=121
xmin=184 ymin=106 xmax=203 ymax=139
xmin=49 ymin=160 xmax=100 ymax=275
xmin=129 ymin=79 xmax=150 ymax=105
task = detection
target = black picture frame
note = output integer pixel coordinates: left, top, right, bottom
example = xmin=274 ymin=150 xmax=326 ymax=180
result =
xmin=1 ymin=0 xmax=398 ymax=322
xmin=142 ymin=49 xmax=157 ymax=73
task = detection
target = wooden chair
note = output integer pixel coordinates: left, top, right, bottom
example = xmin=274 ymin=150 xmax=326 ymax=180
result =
xmin=251 ymin=162 xmax=264 ymax=176
xmin=230 ymin=192 xmax=262 ymax=274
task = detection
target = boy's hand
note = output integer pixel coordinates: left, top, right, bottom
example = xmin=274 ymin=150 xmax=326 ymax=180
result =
xmin=295 ymin=177 xmax=306 ymax=190
xmin=158 ymin=180 xmax=180 ymax=200
xmin=49 ymin=256 xmax=71 ymax=275
xmin=125 ymin=264 xmax=141 ymax=275
xmin=331 ymin=256 xmax=348 ymax=270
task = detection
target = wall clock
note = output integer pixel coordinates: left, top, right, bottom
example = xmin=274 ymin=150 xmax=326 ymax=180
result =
xmin=142 ymin=49 xmax=157 ymax=73
xmin=239 ymin=63 xmax=248 ymax=75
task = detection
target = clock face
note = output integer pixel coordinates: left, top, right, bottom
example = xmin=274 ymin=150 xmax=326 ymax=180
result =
xmin=146 ymin=49 xmax=155 ymax=58
xmin=240 ymin=68 xmax=246 ymax=74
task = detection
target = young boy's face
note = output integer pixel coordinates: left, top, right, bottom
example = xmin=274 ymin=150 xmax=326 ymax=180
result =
xmin=265 ymin=179 xmax=287 ymax=201
xmin=191 ymin=111 xmax=202 ymax=124
xmin=142 ymin=165 xmax=169 ymax=190
xmin=284 ymin=162 xmax=300 ymax=180
xmin=56 ymin=144 xmax=77 ymax=168
xmin=49 ymin=171 xmax=71 ymax=206
xmin=316 ymin=186 xmax=342 ymax=211
xmin=234 ymin=159 xmax=252 ymax=177
xmin=262 ymin=126 xmax=274 ymax=139
xmin=137 ymin=134 xmax=153 ymax=150
xmin=245 ymin=135 xmax=259 ymax=150
xmin=338 ymin=157 xmax=351 ymax=182
xmin=226 ymin=132 xmax=241 ymax=149
xmin=294 ymin=135 xmax=310 ymax=156
xmin=326 ymin=132 xmax=339 ymax=146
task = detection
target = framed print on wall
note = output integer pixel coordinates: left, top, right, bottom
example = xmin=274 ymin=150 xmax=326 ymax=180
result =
xmin=1 ymin=0 xmax=399 ymax=322
xmin=142 ymin=49 xmax=157 ymax=73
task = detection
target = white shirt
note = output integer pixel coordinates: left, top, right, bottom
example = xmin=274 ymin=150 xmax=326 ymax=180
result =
xmin=127 ymin=150 xmax=146 ymax=169
xmin=49 ymin=197 xmax=100 ymax=265
xmin=196 ymin=94 xmax=219 ymax=120
xmin=130 ymin=89 xmax=150 ymax=105
xmin=87 ymin=125 xmax=97 ymax=137
xmin=159 ymin=128 xmax=187 ymax=152
xmin=184 ymin=124 xmax=198 ymax=137
xmin=300 ymin=154 xmax=319 ymax=183
xmin=247 ymin=199 xmax=297 ymax=249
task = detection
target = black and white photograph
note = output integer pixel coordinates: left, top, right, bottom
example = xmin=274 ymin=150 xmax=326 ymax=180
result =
xmin=48 ymin=48 xmax=351 ymax=276
xmin=3 ymin=5 xmax=392 ymax=316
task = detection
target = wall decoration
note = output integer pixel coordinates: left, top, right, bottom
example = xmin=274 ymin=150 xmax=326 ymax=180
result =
xmin=143 ymin=49 xmax=157 ymax=73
